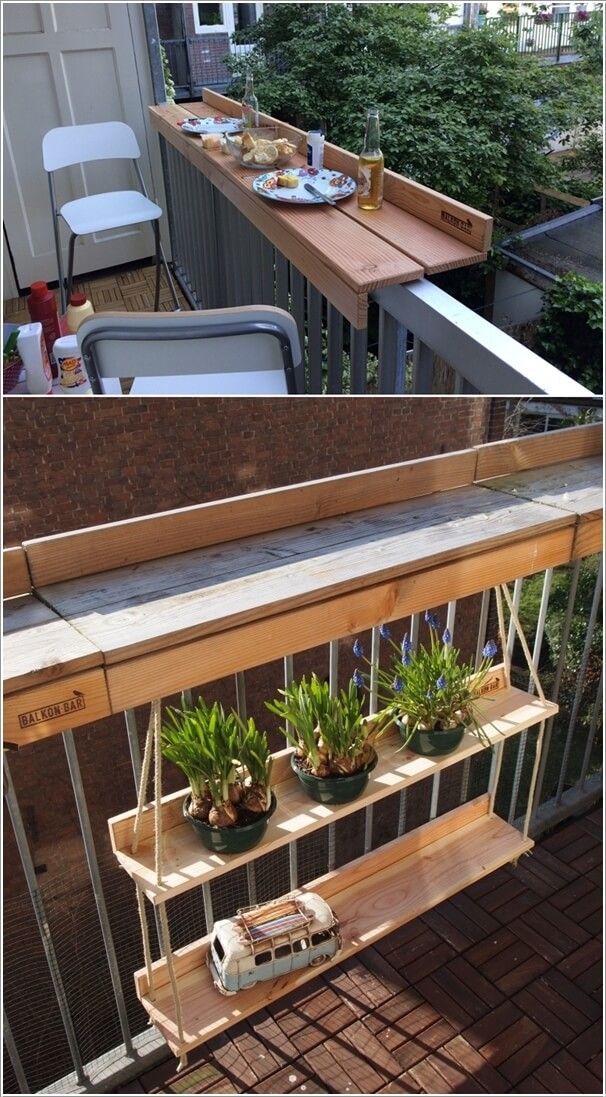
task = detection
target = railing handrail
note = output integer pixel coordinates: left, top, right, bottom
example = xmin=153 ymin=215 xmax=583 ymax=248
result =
xmin=372 ymin=281 xmax=594 ymax=397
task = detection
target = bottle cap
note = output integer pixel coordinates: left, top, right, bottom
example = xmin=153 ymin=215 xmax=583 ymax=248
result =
xmin=69 ymin=293 xmax=87 ymax=306
xmin=30 ymin=281 xmax=49 ymax=297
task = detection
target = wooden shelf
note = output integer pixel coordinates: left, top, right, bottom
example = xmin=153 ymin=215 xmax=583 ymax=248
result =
xmin=108 ymin=677 xmax=556 ymax=905
xmin=133 ymin=795 xmax=533 ymax=1058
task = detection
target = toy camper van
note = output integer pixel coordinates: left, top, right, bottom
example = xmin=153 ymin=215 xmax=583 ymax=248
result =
xmin=207 ymin=892 xmax=342 ymax=995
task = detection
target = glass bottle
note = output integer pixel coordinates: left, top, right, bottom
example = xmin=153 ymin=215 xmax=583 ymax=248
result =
xmin=242 ymin=73 xmax=259 ymax=129
xmin=358 ymin=108 xmax=384 ymax=211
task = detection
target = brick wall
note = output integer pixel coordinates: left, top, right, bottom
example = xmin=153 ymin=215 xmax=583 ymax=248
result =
xmin=3 ymin=397 xmax=494 ymax=545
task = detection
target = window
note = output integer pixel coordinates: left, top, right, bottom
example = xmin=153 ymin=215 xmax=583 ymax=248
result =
xmin=254 ymin=949 xmax=272 ymax=966
xmin=292 ymin=937 xmax=309 ymax=953
xmin=275 ymin=944 xmax=292 ymax=959
xmin=193 ymin=3 xmax=232 ymax=34
xmin=311 ymin=930 xmax=332 ymax=946
xmin=213 ymin=937 xmax=225 ymax=962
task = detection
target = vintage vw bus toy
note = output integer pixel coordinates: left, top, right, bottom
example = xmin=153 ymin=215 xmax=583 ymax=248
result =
xmin=207 ymin=892 xmax=342 ymax=995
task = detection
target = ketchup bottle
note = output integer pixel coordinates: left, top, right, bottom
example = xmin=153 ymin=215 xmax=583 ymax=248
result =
xmin=27 ymin=281 xmax=61 ymax=379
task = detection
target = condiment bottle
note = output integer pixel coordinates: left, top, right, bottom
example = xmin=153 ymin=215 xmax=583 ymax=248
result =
xmin=53 ymin=334 xmax=92 ymax=395
xmin=242 ymin=73 xmax=259 ymax=129
xmin=26 ymin=281 xmax=61 ymax=377
xmin=358 ymin=108 xmax=384 ymax=211
xmin=306 ymin=129 xmax=325 ymax=171
xmin=17 ymin=322 xmax=53 ymax=394
xmin=66 ymin=292 xmax=95 ymax=333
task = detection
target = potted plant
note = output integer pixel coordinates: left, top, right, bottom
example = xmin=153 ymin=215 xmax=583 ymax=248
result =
xmin=353 ymin=613 xmax=498 ymax=759
xmin=266 ymin=673 xmax=382 ymax=805
xmin=161 ymin=697 xmax=275 ymax=854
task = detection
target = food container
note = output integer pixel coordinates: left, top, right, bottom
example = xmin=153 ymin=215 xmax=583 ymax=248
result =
xmin=224 ymin=127 xmax=300 ymax=169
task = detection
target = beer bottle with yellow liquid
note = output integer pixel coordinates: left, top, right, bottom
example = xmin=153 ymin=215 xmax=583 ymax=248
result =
xmin=358 ymin=108 xmax=384 ymax=210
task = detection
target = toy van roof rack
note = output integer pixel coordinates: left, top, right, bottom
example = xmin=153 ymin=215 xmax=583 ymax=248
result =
xmin=238 ymin=897 xmax=311 ymax=946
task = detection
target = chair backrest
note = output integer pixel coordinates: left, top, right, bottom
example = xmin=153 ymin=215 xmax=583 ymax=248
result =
xmin=77 ymin=307 xmax=303 ymax=395
xmin=43 ymin=122 xmax=141 ymax=172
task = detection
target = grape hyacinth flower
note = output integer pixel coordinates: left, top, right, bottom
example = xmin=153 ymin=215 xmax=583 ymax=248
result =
xmin=352 ymin=638 xmax=364 ymax=658
xmin=483 ymin=640 xmax=498 ymax=659
xmin=393 ymin=675 xmax=404 ymax=692
xmin=442 ymin=628 xmax=451 ymax=645
xmin=436 ymin=676 xmax=447 ymax=691
xmin=401 ymin=633 xmax=413 ymax=654
xmin=426 ymin=689 xmax=434 ymax=700
xmin=352 ymin=669 xmax=364 ymax=688
xmin=379 ymin=623 xmax=392 ymax=640
xmin=424 ymin=610 xmax=440 ymax=630
xmin=403 ymin=651 xmax=412 ymax=666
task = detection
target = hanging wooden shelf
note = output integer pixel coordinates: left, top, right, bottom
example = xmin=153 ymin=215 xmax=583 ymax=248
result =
xmin=107 ymin=672 xmax=557 ymax=905
xmin=133 ymin=794 xmax=533 ymax=1059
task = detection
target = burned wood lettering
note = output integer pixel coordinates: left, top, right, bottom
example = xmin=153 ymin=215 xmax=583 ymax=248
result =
xmin=18 ymin=690 xmax=86 ymax=729
xmin=441 ymin=210 xmax=473 ymax=235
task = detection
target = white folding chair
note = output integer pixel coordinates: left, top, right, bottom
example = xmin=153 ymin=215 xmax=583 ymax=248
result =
xmin=76 ymin=307 xmax=303 ymax=395
xmin=42 ymin=122 xmax=180 ymax=313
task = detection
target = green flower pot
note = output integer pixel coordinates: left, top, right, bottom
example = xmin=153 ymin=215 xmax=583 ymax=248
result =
xmin=398 ymin=720 xmax=465 ymax=758
xmin=291 ymin=751 xmax=378 ymax=805
xmin=183 ymin=793 xmax=276 ymax=854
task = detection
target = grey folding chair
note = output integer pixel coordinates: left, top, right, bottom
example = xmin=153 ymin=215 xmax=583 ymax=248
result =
xmin=76 ymin=307 xmax=303 ymax=395
xmin=42 ymin=121 xmax=180 ymax=313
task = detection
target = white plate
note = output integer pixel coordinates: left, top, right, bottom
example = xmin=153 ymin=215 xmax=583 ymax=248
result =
xmin=252 ymin=167 xmax=356 ymax=204
xmin=181 ymin=116 xmax=243 ymax=135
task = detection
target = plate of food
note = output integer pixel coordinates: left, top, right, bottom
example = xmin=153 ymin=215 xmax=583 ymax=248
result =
xmin=180 ymin=116 xmax=243 ymax=135
xmin=252 ymin=167 xmax=356 ymax=204
xmin=225 ymin=128 xmax=300 ymax=168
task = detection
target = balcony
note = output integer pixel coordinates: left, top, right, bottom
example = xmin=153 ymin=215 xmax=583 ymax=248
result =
xmin=150 ymin=91 xmax=594 ymax=399
xmin=3 ymin=421 xmax=602 ymax=1094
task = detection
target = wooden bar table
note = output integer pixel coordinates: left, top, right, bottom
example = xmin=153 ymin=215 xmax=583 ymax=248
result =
xmin=149 ymin=90 xmax=494 ymax=330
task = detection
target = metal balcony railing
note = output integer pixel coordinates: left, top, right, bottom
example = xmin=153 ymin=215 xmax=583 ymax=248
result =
xmin=3 ymin=559 xmax=602 ymax=1094
xmin=158 ymin=140 xmax=592 ymax=398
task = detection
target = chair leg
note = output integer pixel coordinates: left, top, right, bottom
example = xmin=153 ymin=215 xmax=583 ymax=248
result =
xmin=66 ymin=233 xmax=77 ymax=307
xmin=48 ymin=174 xmax=67 ymax=312
xmin=153 ymin=220 xmax=161 ymax=311
xmin=160 ymin=244 xmax=182 ymax=311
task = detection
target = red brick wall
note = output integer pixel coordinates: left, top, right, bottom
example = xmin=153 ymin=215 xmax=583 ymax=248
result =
xmin=3 ymin=397 xmax=494 ymax=544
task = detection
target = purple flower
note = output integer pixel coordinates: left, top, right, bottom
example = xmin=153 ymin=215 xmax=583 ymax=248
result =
xmin=352 ymin=638 xmax=363 ymax=658
xmin=424 ymin=610 xmax=440 ymax=630
xmin=401 ymin=633 xmax=413 ymax=654
xmin=442 ymin=628 xmax=451 ymax=645
xmin=403 ymin=651 xmax=412 ymax=666
xmin=393 ymin=675 xmax=404 ymax=692
xmin=436 ymin=676 xmax=447 ymax=691
xmin=483 ymin=640 xmax=498 ymax=659
xmin=379 ymin=623 xmax=392 ymax=640
xmin=352 ymin=669 xmax=364 ymax=688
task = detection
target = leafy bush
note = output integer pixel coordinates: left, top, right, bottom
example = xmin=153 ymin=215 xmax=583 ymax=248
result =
xmin=226 ymin=3 xmax=556 ymax=212
xmin=533 ymin=272 xmax=603 ymax=392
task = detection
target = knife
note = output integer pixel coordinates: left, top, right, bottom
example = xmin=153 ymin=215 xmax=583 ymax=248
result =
xmin=304 ymin=182 xmax=337 ymax=206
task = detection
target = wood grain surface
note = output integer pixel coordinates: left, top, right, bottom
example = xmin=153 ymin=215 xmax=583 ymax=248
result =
xmin=3 ymin=547 xmax=31 ymax=598
xmin=3 ymin=594 xmax=103 ymax=694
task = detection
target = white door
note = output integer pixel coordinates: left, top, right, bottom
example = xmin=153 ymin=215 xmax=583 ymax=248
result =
xmin=3 ymin=2 xmax=161 ymax=290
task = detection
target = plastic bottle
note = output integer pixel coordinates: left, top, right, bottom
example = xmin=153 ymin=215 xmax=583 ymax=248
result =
xmin=17 ymin=323 xmax=53 ymax=394
xmin=53 ymin=334 xmax=92 ymax=395
xmin=26 ymin=281 xmax=61 ymax=378
xmin=66 ymin=292 xmax=95 ymax=334
xmin=306 ymin=129 xmax=325 ymax=171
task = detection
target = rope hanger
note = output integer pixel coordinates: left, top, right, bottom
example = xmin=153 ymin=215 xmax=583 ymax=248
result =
xmin=127 ymin=581 xmax=548 ymax=1068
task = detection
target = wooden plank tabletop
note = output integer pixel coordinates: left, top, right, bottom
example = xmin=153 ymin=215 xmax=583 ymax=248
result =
xmin=148 ymin=91 xmax=491 ymax=326
xmin=37 ymin=484 xmax=576 ymax=665
xmin=3 ymin=594 xmax=103 ymax=695
xmin=481 ymin=455 xmax=603 ymax=517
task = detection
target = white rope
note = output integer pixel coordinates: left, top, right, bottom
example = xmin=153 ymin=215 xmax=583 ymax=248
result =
xmin=158 ymin=904 xmax=186 ymax=1052
xmin=152 ymin=700 xmax=164 ymax=887
xmin=500 ymin=583 xmax=546 ymax=702
xmin=495 ymin=584 xmax=509 ymax=687
xmin=135 ymin=883 xmax=155 ymax=1000
xmin=523 ymin=720 xmax=546 ymax=841
xmin=131 ymin=704 xmax=157 ymax=855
